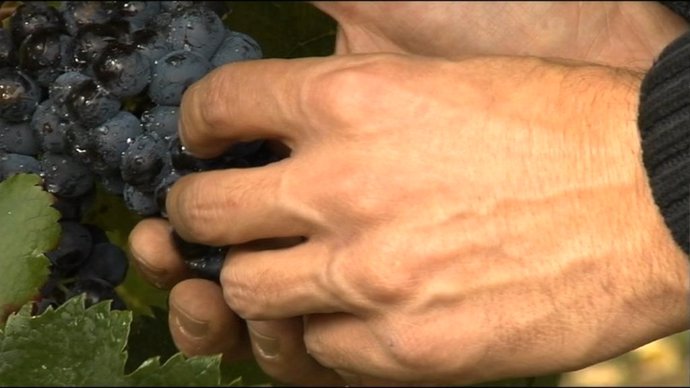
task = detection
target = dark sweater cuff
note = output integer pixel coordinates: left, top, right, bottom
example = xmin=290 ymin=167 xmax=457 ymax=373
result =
xmin=638 ymin=30 xmax=690 ymax=256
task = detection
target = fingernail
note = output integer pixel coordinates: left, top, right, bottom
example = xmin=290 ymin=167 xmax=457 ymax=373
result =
xmin=170 ymin=302 xmax=208 ymax=339
xmin=248 ymin=324 xmax=280 ymax=358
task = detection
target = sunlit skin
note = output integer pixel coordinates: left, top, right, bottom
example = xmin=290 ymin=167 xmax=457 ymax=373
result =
xmin=129 ymin=2 xmax=690 ymax=386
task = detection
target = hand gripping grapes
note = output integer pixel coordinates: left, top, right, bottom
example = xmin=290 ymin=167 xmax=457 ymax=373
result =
xmin=128 ymin=2 xmax=690 ymax=386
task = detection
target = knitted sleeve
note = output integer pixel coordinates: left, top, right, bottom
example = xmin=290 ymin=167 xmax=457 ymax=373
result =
xmin=637 ymin=2 xmax=690 ymax=255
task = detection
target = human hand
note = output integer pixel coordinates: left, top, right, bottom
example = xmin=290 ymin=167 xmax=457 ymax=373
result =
xmin=130 ymin=54 xmax=689 ymax=385
xmin=313 ymin=1 xmax=688 ymax=70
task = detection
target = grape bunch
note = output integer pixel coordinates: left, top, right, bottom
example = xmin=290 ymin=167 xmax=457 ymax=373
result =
xmin=0 ymin=1 xmax=272 ymax=312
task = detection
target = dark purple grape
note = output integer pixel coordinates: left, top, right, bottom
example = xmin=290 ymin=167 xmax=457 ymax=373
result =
xmin=71 ymin=23 xmax=130 ymax=72
xmin=148 ymin=50 xmax=211 ymax=105
xmin=60 ymin=1 xmax=115 ymax=37
xmin=65 ymin=277 xmax=125 ymax=309
xmin=131 ymin=28 xmax=173 ymax=65
xmin=46 ymin=221 xmax=93 ymax=276
xmin=78 ymin=242 xmax=129 ymax=287
xmin=123 ymin=183 xmax=159 ymax=216
xmin=65 ymin=78 xmax=121 ymax=128
xmin=18 ymin=29 xmax=75 ymax=86
xmin=0 ymin=119 xmax=40 ymax=156
xmin=166 ymin=6 xmax=225 ymax=59
xmin=93 ymin=42 xmax=151 ymax=98
xmin=211 ymin=30 xmax=262 ymax=68
xmin=40 ymin=152 xmax=95 ymax=198
xmin=120 ymin=131 xmax=170 ymax=191
xmin=148 ymin=50 xmax=210 ymax=105
xmin=170 ymin=230 xmax=227 ymax=282
xmin=0 ymin=153 xmax=41 ymax=180
xmin=90 ymin=110 xmax=143 ymax=175
xmin=140 ymin=105 xmax=178 ymax=142
xmin=30 ymin=99 xmax=68 ymax=153
xmin=49 ymin=71 xmax=91 ymax=119
xmin=104 ymin=1 xmax=161 ymax=32
xmin=0 ymin=68 xmax=42 ymax=123
xmin=9 ymin=3 xmax=64 ymax=47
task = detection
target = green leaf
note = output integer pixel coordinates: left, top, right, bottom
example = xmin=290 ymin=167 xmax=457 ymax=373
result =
xmin=81 ymin=185 xmax=168 ymax=316
xmin=0 ymin=296 xmax=130 ymax=386
xmin=224 ymin=2 xmax=337 ymax=59
xmin=127 ymin=353 xmax=221 ymax=386
xmin=0 ymin=174 xmax=60 ymax=323
xmin=0 ymin=295 xmax=223 ymax=387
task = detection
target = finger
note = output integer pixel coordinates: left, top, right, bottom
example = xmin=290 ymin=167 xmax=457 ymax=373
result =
xmin=179 ymin=56 xmax=348 ymax=158
xmin=221 ymin=242 xmax=347 ymax=320
xmin=168 ymin=278 xmax=253 ymax=362
xmin=246 ymin=318 xmax=344 ymax=386
xmin=166 ymin=164 xmax=315 ymax=246
xmin=128 ymin=217 xmax=193 ymax=289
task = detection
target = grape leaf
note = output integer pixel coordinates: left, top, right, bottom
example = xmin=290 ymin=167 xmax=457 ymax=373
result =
xmin=0 ymin=174 xmax=60 ymax=323
xmin=224 ymin=2 xmax=337 ymax=59
xmin=82 ymin=185 xmax=168 ymax=317
xmin=0 ymin=295 xmax=223 ymax=386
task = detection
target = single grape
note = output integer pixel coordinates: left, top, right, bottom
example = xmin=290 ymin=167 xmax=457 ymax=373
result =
xmin=65 ymin=78 xmax=121 ymax=128
xmin=49 ymin=71 xmax=91 ymax=119
xmin=71 ymin=23 xmax=130 ymax=73
xmin=9 ymin=3 xmax=64 ymax=47
xmin=123 ymin=183 xmax=159 ymax=216
xmin=104 ymin=1 xmax=162 ymax=32
xmin=0 ymin=153 xmax=41 ymax=180
xmin=170 ymin=230 xmax=227 ymax=282
xmin=140 ymin=105 xmax=178 ymax=142
xmin=166 ymin=5 xmax=225 ymax=59
xmin=148 ymin=50 xmax=211 ymax=105
xmin=120 ymin=131 xmax=170 ymax=191
xmin=0 ymin=68 xmax=42 ymax=123
xmin=30 ymin=99 xmax=68 ymax=153
xmin=18 ymin=29 xmax=75 ymax=87
xmin=65 ymin=277 xmax=126 ymax=310
xmin=0 ymin=119 xmax=41 ymax=156
xmin=40 ymin=152 xmax=95 ymax=198
xmin=131 ymin=27 xmax=173 ymax=65
xmin=90 ymin=110 xmax=143 ymax=175
xmin=60 ymin=1 xmax=114 ymax=37
xmin=78 ymin=242 xmax=129 ymax=287
xmin=211 ymin=30 xmax=263 ymax=68
xmin=93 ymin=42 xmax=151 ymax=98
